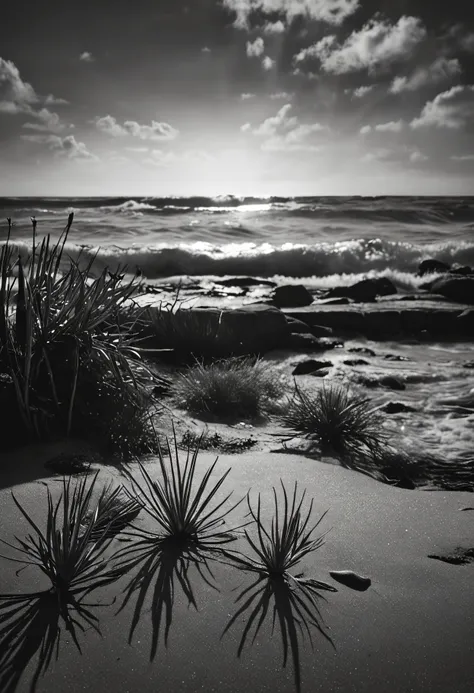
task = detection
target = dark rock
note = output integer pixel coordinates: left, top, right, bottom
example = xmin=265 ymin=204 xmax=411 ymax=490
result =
xmin=449 ymin=265 xmax=472 ymax=276
xmin=44 ymin=454 xmax=92 ymax=475
xmin=457 ymin=309 xmax=474 ymax=336
xmin=384 ymin=353 xmax=410 ymax=362
xmin=325 ymin=277 xmax=397 ymax=303
xmin=216 ymin=277 xmax=277 ymax=288
xmin=273 ymin=284 xmax=314 ymax=308
xmin=381 ymin=401 xmax=417 ymax=414
xmin=292 ymin=359 xmax=333 ymax=375
xmin=348 ymin=347 xmax=376 ymax=357
xmin=329 ymin=570 xmax=371 ymax=591
xmin=463 ymin=360 xmax=474 ymax=369
xmin=286 ymin=316 xmax=313 ymax=334
xmin=310 ymin=324 xmax=334 ymax=337
xmin=417 ymin=259 xmax=450 ymax=276
xmin=288 ymin=333 xmax=343 ymax=351
xmin=428 ymin=548 xmax=474 ymax=565
xmin=311 ymin=368 xmax=331 ymax=378
xmin=343 ymin=359 xmax=369 ymax=366
xmin=429 ymin=276 xmax=474 ymax=304
xmin=380 ymin=376 xmax=406 ymax=391
xmin=144 ymin=303 xmax=291 ymax=356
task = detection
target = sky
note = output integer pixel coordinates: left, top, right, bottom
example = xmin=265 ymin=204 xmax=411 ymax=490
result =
xmin=0 ymin=0 xmax=473 ymax=196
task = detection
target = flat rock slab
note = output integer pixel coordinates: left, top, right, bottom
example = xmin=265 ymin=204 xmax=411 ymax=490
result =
xmin=284 ymin=298 xmax=473 ymax=339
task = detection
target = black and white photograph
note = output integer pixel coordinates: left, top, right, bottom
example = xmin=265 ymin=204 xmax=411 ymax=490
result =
xmin=0 ymin=2 xmax=473 ymax=692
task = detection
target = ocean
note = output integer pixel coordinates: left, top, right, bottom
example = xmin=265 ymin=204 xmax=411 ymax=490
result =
xmin=1 ymin=195 xmax=473 ymax=290
xmin=0 ymin=194 xmax=473 ymax=479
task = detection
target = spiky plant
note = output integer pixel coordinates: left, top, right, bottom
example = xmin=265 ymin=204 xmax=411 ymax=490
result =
xmin=228 ymin=481 xmax=335 ymax=591
xmin=281 ymin=383 xmax=387 ymax=459
xmin=170 ymin=356 xmax=283 ymax=420
xmin=120 ymin=432 xmax=243 ymax=549
xmin=0 ymin=214 xmax=159 ymax=448
xmin=0 ymin=474 xmax=131 ymax=597
xmin=81 ymin=483 xmax=142 ymax=541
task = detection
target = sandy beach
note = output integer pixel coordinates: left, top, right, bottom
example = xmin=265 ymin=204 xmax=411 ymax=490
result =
xmin=0 ymin=445 xmax=473 ymax=693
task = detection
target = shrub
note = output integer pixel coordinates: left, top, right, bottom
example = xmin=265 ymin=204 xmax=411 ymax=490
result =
xmin=0 ymin=215 xmax=158 ymax=453
xmin=170 ymin=356 xmax=284 ymax=420
xmin=281 ymin=383 xmax=387 ymax=460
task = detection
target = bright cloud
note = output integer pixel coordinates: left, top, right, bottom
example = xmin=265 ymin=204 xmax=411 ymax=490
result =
xmin=223 ymin=1 xmax=360 ymax=29
xmin=270 ymin=91 xmax=293 ymax=99
xmin=22 ymin=134 xmax=97 ymax=161
xmin=246 ymin=37 xmax=265 ymax=57
xmin=410 ymin=85 xmax=474 ymax=129
xmin=242 ymin=103 xmax=325 ymax=151
xmin=262 ymin=56 xmax=275 ymax=70
xmin=390 ymin=57 xmax=461 ymax=93
xmin=263 ymin=20 xmax=285 ymax=34
xmin=295 ymin=16 xmax=426 ymax=74
xmin=79 ymin=51 xmax=94 ymax=62
xmin=360 ymin=120 xmax=404 ymax=134
xmin=0 ymin=57 xmax=38 ymax=112
xmin=352 ymin=85 xmax=374 ymax=98
xmin=94 ymin=115 xmax=179 ymax=140
xmin=409 ymin=150 xmax=428 ymax=163
xmin=241 ymin=93 xmax=256 ymax=99
xmin=22 ymin=108 xmax=69 ymax=133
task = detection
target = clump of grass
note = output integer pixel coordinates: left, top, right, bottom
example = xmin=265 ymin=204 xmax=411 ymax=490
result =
xmin=0 ymin=474 xmax=132 ymax=597
xmin=229 ymin=481 xmax=335 ymax=590
xmin=120 ymin=432 xmax=243 ymax=548
xmin=170 ymin=356 xmax=284 ymax=420
xmin=0 ymin=214 xmax=160 ymax=454
xmin=281 ymin=383 xmax=387 ymax=460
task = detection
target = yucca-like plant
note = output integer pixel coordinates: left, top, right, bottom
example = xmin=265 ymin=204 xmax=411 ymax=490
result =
xmin=0 ymin=474 xmax=131 ymax=597
xmin=120 ymin=433 xmax=243 ymax=549
xmin=170 ymin=356 xmax=283 ymax=420
xmin=81 ymin=482 xmax=142 ymax=541
xmin=228 ymin=481 xmax=335 ymax=591
xmin=281 ymin=383 xmax=387 ymax=460
xmin=0 ymin=214 xmax=158 ymax=445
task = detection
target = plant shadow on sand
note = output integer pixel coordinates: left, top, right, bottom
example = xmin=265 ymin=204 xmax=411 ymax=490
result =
xmin=222 ymin=571 xmax=336 ymax=693
xmin=115 ymin=537 xmax=226 ymax=661
xmin=0 ymin=586 xmax=115 ymax=693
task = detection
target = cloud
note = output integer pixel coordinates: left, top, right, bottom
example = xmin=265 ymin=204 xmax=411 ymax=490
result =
xmin=94 ymin=115 xmax=179 ymax=140
xmin=241 ymin=93 xmax=256 ymax=99
xmin=270 ymin=91 xmax=293 ymax=99
xmin=351 ymin=85 xmax=374 ymax=98
xmin=44 ymin=94 xmax=69 ymax=106
xmin=360 ymin=120 xmax=404 ymax=134
xmin=295 ymin=15 xmax=426 ymax=74
xmin=451 ymin=154 xmax=474 ymax=161
xmin=79 ymin=51 xmax=94 ymax=63
xmin=361 ymin=147 xmax=393 ymax=162
xmin=389 ymin=57 xmax=461 ymax=93
xmin=263 ymin=20 xmax=285 ymax=34
xmin=22 ymin=108 xmax=69 ymax=133
xmin=410 ymin=85 xmax=474 ymax=129
xmin=201 ymin=46 xmax=212 ymax=53
xmin=242 ymin=103 xmax=325 ymax=151
xmin=0 ymin=57 xmax=38 ymax=112
xmin=22 ymin=134 xmax=97 ymax=161
xmin=409 ymin=150 xmax=428 ymax=163
xmin=262 ymin=56 xmax=275 ymax=70
xmin=246 ymin=37 xmax=265 ymax=58
xmin=223 ymin=1 xmax=360 ymax=29
xmin=0 ymin=57 xmax=70 ymax=125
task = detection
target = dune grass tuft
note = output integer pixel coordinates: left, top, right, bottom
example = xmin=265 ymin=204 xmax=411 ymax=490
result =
xmin=0 ymin=473 xmax=133 ymax=597
xmin=170 ymin=356 xmax=284 ymax=420
xmin=0 ymin=214 xmax=159 ymax=454
xmin=228 ymin=481 xmax=335 ymax=590
xmin=120 ymin=432 xmax=243 ymax=549
xmin=281 ymin=383 xmax=387 ymax=460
